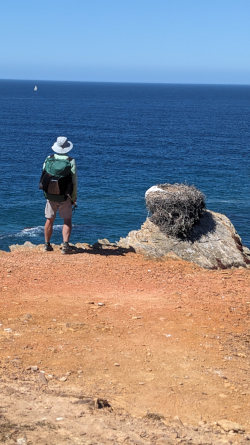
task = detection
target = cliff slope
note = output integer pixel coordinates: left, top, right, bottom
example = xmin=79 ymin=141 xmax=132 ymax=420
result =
xmin=0 ymin=246 xmax=249 ymax=443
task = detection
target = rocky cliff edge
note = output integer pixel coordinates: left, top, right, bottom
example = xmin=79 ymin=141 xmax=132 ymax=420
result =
xmin=118 ymin=210 xmax=250 ymax=270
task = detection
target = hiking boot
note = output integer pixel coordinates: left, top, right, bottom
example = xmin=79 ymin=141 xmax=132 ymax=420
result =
xmin=44 ymin=242 xmax=53 ymax=252
xmin=61 ymin=242 xmax=73 ymax=254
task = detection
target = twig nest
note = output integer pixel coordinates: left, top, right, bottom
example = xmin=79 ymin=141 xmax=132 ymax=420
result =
xmin=145 ymin=183 xmax=205 ymax=238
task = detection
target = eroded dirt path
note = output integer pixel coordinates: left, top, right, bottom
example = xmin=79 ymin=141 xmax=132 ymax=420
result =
xmin=0 ymin=246 xmax=249 ymax=444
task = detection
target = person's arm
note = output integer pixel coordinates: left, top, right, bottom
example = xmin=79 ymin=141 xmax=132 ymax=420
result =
xmin=39 ymin=157 xmax=48 ymax=190
xmin=70 ymin=158 xmax=77 ymax=202
xmin=42 ymin=157 xmax=48 ymax=170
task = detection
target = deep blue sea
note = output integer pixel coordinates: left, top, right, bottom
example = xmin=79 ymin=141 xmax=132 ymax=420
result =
xmin=0 ymin=80 xmax=249 ymax=251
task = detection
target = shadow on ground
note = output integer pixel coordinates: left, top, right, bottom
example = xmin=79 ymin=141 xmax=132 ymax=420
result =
xmin=65 ymin=244 xmax=135 ymax=256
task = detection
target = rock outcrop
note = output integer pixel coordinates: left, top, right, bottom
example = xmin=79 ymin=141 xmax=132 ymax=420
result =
xmin=118 ymin=210 xmax=250 ymax=269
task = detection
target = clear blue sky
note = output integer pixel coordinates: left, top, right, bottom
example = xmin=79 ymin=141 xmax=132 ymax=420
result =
xmin=0 ymin=0 xmax=249 ymax=84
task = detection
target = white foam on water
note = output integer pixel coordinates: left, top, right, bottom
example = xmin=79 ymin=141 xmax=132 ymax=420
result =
xmin=16 ymin=226 xmax=44 ymax=237
xmin=16 ymin=225 xmax=63 ymax=238
xmin=0 ymin=225 xmax=63 ymax=240
xmin=208 ymin=198 xmax=248 ymax=204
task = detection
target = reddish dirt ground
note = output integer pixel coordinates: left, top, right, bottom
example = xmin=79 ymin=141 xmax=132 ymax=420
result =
xmin=0 ymin=245 xmax=249 ymax=444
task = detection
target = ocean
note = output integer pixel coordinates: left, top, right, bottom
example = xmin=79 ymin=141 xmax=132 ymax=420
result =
xmin=0 ymin=80 xmax=249 ymax=251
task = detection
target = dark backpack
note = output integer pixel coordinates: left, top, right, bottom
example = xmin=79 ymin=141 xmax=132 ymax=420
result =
xmin=39 ymin=155 xmax=73 ymax=197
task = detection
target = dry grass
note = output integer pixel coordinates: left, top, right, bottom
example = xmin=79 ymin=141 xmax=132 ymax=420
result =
xmin=145 ymin=183 xmax=205 ymax=238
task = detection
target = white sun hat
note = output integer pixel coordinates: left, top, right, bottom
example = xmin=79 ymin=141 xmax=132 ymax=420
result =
xmin=51 ymin=136 xmax=73 ymax=154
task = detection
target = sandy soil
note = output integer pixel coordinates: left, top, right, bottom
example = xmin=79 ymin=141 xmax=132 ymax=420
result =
xmin=0 ymin=244 xmax=249 ymax=444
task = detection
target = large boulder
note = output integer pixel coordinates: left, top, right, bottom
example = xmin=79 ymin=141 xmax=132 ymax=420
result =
xmin=118 ymin=210 xmax=250 ymax=269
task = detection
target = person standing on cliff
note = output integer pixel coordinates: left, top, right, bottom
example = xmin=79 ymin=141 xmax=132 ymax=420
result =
xmin=39 ymin=136 xmax=77 ymax=254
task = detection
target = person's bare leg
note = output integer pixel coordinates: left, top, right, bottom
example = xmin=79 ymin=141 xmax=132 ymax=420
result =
xmin=62 ymin=219 xmax=72 ymax=243
xmin=44 ymin=218 xmax=55 ymax=243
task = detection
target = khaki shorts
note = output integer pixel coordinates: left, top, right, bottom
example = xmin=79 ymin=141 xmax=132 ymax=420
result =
xmin=45 ymin=198 xmax=72 ymax=220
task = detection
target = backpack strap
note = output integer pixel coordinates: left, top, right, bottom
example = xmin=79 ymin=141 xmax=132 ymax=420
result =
xmin=50 ymin=154 xmax=72 ymax=161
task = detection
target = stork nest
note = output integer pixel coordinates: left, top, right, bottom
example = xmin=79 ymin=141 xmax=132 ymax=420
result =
xmin=145 ymin=183 xmax=205 ymax=238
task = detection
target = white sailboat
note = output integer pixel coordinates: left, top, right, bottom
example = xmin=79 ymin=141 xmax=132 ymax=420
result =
xmin=34 ymin=85 xmax=38 ymax=92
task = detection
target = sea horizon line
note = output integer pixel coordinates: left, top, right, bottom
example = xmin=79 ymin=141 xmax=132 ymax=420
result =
xmin=0 ymin=78 xmax=250 ymax=87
